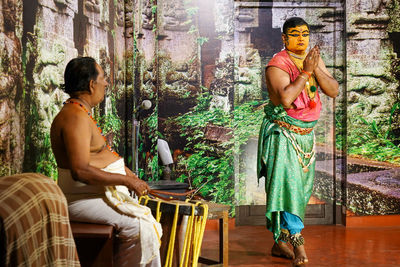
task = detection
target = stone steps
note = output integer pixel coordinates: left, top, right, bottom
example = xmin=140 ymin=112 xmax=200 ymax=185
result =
xmin=314 ymin=156 xmax=400 ymax=215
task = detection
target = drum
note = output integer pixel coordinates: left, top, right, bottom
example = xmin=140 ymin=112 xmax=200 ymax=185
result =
xmin=139 ymin=196 xmax=209 ymax=267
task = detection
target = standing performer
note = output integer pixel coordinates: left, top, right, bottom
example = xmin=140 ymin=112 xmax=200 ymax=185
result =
xmin=257 ymin=17 xmax=338 ymax=266
xmin=51 ymin=57 xmax=161 ymax=266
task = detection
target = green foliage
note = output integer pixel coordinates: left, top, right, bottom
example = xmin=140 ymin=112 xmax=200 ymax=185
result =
xmin=175 ymin=91 xmax=266 ymax=214
xmin=151 ymin=5 xmax=157 ymax=14
xmin=387 ymin=0 xmax=400 ymax=33
xmin=149 ymin=0 xmax=157 ymax=32
xmin=345 ymin=103 xmax=400 ymax=164
xmin=188 ymin=25 xmax=198 ymax=34
xmin=24 ymin=100 xmax=58 ymax=180
xmin=98 ymin=98 xmax=123 ymax=149
xmin=0 ymin=160 xmax=10 ymax=177
xmin=140 ymin=107 xmax=161 ymax=181
xmin=185 ymin=7 xmax=199 ymax=17
xmin=335 ymin=111 xmax=346 ymax=152
xmin=231 ymin=101 xmax=266 ymax=154
xmin=235 ymin=172 xmax=247 ymax=206
xmin=35 ymin=132 xmax=58 ymax=180
xmin=183 ymin=2 xmax=208 ymax=48
xmin=197 ymin=37 xmax=209 ymax=46
xmin=148 ymin=154 xmax=160 ymax=181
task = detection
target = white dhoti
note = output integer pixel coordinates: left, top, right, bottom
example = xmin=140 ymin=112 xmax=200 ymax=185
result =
xmin=58 ymin=158 xmax=161 ymax=267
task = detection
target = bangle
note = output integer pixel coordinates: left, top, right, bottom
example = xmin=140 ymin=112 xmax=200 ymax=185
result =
xmin=301 ymin=70 xmax=312 ymax=79
xmin=298 ymin=74 xmax=308 ymax=81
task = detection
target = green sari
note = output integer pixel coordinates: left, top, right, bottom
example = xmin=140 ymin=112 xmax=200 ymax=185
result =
xmin=257 ymin=102 xmax=317 ymax=241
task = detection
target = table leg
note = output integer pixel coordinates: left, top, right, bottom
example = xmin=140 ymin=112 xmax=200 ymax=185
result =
xmin=220 ymin=210 xmax=228 ymax=267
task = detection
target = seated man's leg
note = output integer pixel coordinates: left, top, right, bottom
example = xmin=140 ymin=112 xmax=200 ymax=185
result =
xmin=281 ymin=211 xmax=308 ymax=266
xmin=68 ymin=198 xmax=161 ymax=267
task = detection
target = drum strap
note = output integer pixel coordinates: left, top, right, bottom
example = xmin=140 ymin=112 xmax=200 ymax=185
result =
xmin=148 ymin=189 xmax=198 ymax=201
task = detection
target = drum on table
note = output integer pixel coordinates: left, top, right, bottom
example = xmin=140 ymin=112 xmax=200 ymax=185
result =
xmin=139 ymin=196 xmax=209 ymax=267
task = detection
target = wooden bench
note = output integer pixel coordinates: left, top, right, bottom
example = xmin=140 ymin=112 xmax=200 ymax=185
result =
xmin=70 ymin=201 xmax=230 ymax=267
xmin=70 ymin=222 xmax=114 ymax=267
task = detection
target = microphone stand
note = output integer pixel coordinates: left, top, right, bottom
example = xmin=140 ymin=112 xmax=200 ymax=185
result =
xmin=132 ymin=101 xmax=140 ymax=174
xmin=132 ymin=100 xmax=152 ymax=174
xmin=132 ymin=118 xmax=140 ymax=175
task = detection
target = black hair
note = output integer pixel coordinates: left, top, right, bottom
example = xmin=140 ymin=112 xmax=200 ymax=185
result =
xmin=282 ymin=17 xmax=309 ymax=34
xmin=62 ymin=57 xmax=98 ymax=95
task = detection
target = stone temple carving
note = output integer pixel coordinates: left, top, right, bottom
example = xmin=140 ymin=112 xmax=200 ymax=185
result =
xmin=85 ymin=0 xmax=100 ymax=13
xmin=142 ymin=0 xmax=155 ymax=30
xmin=162 ymin=0 xmax=190 ymax=31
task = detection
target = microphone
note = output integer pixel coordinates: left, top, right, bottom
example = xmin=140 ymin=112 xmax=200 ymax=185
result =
xmin=134 ymin=100 xmax=152 ymax=113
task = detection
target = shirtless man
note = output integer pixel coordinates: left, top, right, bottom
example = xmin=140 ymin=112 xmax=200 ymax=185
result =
xmin=257 ymin=17 xmax=338 ymax=266
xmin=51 ymin=57 xmax=160 ymax=266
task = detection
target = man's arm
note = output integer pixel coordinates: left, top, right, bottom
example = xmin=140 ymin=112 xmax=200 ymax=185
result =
xmin=314 ymin=57 xmax=339 ymax=98
xmin=62 ymin=111 xmax=149 ymax=196
xmin=266 ymin=46 xmax=320 ymax=108
xmin=266 ymin=67 xmax=305 ymax=108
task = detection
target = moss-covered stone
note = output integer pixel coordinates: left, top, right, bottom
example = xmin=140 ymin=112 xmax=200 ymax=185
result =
xmin=347 ymin=58 xmax=393 ymax=80
xmin=214 ymin=0 xmax=234 ymax=35
xmin=348 ymin=77 xmax=389 ymax=95
xmin=387 ymin=0 xmax=400 ymax=33
xmin=0 ymin=160 xmax=11 ymax=177
xmin=234 ymin=67 xmax=262 ymax=104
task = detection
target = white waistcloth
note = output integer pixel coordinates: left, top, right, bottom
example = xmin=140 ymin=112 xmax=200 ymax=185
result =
xmin=101 ymin=159 xmax=162 ymax=265
xmin=58 ymin=167 xmax=104 ymax=202
xmin=58 ymin=159 xmax=162 ymax=265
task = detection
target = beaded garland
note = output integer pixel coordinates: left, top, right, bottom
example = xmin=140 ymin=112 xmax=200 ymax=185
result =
xmin=64 ymin=99 xmax=120 ymax=157
xmin=282 ymin=127 xmax=316 ymax=173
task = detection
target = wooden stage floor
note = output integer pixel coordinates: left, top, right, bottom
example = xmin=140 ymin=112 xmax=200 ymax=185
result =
xmin=200 ymin=225 xmax=400 ymax=266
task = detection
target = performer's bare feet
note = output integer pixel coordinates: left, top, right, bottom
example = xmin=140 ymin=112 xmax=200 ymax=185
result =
xmin=271 ymin=241 xmax=295 ymax=259
xmin=293 ymin=245 xmax=308 ymax=266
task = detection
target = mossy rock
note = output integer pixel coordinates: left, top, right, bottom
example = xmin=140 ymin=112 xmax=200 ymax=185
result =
xmin=387 ymin=0 xmax=400 ymax=33
xmin=347 ymin=58 xmax=392 ymax=79
xmin=0 ymin=159 xmax=11 ymax=177
xmin=348 ymin=77 xmax=388 ymax=95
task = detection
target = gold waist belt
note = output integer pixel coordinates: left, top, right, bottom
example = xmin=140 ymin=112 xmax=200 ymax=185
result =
xmin=273 ymin=120 xmax=313 ymax=135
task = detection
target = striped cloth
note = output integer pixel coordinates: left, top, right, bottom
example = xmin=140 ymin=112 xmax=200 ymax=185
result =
xmin=0 ymin=173 xmax=80 ymax=267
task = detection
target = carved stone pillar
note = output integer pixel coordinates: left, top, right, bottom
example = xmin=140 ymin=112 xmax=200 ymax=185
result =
xmin=0 ymin=0 xmax=24 ymax=175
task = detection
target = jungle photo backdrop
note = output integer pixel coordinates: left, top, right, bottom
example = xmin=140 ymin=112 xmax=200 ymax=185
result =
xmin=1 ymin=0 xmax=399 ymax=219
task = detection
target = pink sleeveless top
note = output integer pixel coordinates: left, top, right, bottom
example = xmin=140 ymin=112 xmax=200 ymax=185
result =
xmin=267 ymin=50 xmax=322 ymax=122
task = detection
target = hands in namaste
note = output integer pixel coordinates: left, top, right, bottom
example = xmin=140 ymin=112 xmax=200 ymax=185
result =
xmin=303 ymin=45 xmax=320 ymax=74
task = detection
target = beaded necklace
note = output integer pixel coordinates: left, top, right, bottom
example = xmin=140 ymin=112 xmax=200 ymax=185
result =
xmin=64 ymin=99 xmax=120 ymax=157
xmin=286 ymin=50 xmax=306 ymax=60
xmin=286 ymin=50 xmax=318 ymax=108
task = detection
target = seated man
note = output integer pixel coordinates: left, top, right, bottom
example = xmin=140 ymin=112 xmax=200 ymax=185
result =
xmin=0 ymin=173 xmax=80 ymax=266
xmin=51 ymin=57 xmax=161 ymax=267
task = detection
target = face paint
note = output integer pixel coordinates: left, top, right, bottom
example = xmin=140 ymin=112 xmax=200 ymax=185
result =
xmin=284 ymin=25 xmax=309 ymax=54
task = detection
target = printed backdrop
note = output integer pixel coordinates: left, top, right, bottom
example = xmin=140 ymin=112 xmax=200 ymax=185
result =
xmin=1 ymin=0 xmax=399 ymax=217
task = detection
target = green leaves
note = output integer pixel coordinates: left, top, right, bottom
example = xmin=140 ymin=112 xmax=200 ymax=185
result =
xmin=98 ymin=99 xmax=122 ymax=149
xmin=151 ymin=5 xmax=157 ymax=14
xmin=197 ymin=37 xmax=209 ymax=46
xmin=174 ymin=91 xmax=266 ymax=214
xmin=140 ymin=108 xmax=160 ymax=180
xmin=185 ymin=7 xmax=199 ymax=17
xmin=345 ymin=102 xmax=400 ymax=164
xmin=35 ymin=132 xmax=58 ymax=180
